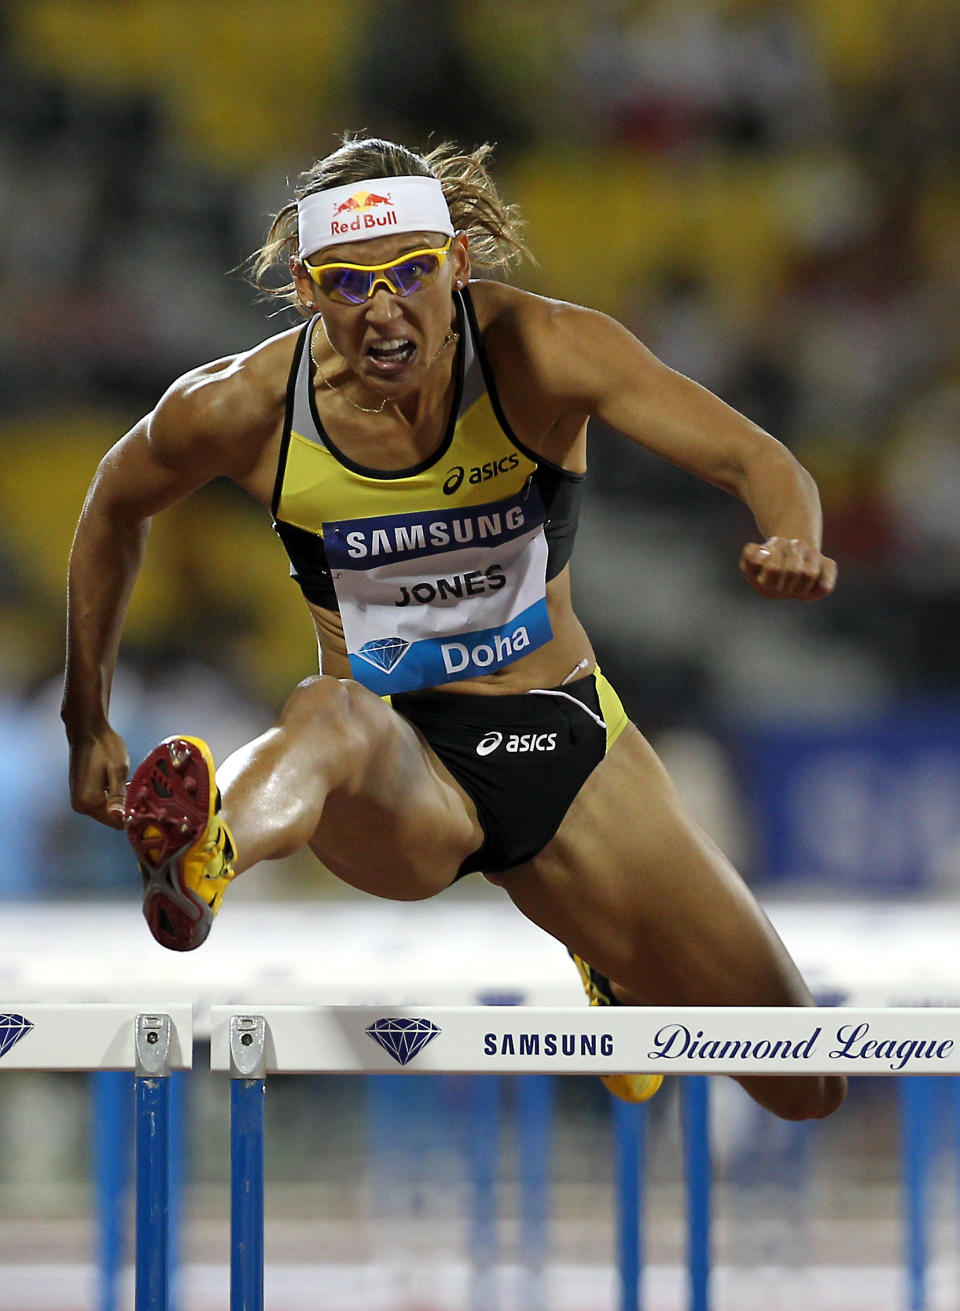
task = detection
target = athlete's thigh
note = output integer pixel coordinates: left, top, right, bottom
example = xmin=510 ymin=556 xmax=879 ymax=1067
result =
xmin=306 ymin=680 xmax=484 ymax=897
xmin=497 ymin=721 xmax=813 ymax=1009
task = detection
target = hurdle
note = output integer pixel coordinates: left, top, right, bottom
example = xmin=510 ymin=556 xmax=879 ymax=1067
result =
xmin=0 ymin=1002 xmax=191 ymax=1311
xmin=211 ymin=1003 xmax=960 ymax=1311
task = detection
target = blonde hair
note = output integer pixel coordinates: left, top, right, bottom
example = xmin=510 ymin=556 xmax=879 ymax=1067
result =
xmin=250 ymin=136 xmax=530 ymax=314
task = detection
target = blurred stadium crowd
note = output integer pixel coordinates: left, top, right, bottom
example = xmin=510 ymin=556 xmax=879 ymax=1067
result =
xmin=0 ymin=0 xmax=958 ymax=897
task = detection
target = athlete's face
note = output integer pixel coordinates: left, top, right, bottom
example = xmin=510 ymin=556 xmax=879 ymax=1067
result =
xmin=291 ymin=230 xmax=470 ymax=395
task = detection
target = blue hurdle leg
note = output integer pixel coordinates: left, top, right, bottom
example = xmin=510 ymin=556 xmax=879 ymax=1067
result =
xmin=167 ymin=1068 xmax=186 ymax=1311
xmin=230 ymin=1077 xmax=265 ymax=1311
xmin=365 ymin=1070 xmax=411 ymax=1228
xmin=467 ymin=1075 xmax=502 ymax=1311
xmin=900 ymin=1076 xmax=934 ymax=1311
xmin=134 ymin=1072 xmax=170 ymax=1311
xmin=227 ymin=1015 xmax=267 ymax=1311
xmin=93 ymin=1070 xmax=132 ymax=1311
xmin=613 ymin=1097 xmax=648 ymax=1311
xmin=682 ymin=1077 xmax=711 ymax=1311
xmin=133 ymin=1015 xmax=178 ymax=1311
xmin=516 ymin=1075 xmax=554 ymax=1311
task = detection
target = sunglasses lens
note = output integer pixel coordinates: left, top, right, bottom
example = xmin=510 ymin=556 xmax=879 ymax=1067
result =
xmin=320 ymin=267 xmax=372 ymax=305
xmin=388 ymin=253 xmax=441 ymax=296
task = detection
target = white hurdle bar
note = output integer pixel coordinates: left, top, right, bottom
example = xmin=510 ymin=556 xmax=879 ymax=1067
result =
xmin=0 ymin=1003 xmax=192 ymax=1311
xmin=210 ymin=1004 xmax=960 ymax=1076
xmin=211 ymin=1004 xmax=960 ymax=1311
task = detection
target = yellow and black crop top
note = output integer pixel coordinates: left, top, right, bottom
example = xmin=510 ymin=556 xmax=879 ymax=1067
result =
xmin=271 ymin=289 xmax=583 ymax=611
xmin=270 ymin=289 xmax=584 ymax=693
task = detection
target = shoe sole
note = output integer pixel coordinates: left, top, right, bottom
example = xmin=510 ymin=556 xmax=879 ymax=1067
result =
xmin=124 ymin=735 xmax=217 ymax=952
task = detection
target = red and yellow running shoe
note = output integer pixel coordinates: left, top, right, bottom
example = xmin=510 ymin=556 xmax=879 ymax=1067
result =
xmin=571 ymin=953 xmax=663 ymax=1104
xmin=124 ymin=735 xmax=237 ymax=952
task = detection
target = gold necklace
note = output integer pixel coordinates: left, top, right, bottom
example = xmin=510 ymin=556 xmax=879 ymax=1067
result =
xmin=310 ymin=319 xmax=459 ymax=415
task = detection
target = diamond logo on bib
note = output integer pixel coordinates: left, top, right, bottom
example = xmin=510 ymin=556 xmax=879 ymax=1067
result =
xmin=355 ymin=637 xmax=411 ymax=675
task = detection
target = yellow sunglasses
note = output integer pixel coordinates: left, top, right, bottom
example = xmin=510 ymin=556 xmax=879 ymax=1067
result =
xmin=301 ymin=238 xmax=454 ymax=305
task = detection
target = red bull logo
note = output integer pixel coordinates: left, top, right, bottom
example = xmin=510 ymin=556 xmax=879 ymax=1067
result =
xmin=330 ymin=190 xmax=398 ymax=236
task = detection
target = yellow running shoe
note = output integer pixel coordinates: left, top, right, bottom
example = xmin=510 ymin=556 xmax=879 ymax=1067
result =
xmin=571 ymin=953 xmax=662 ymax=1104
xmin=124 ymin=735 xmax=237 ymax=952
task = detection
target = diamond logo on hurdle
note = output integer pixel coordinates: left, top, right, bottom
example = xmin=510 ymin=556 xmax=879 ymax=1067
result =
xmin=0 ymin=1014 xmax=34 ymax=1059
xmin=365 ymin=1017 xmax=441 ymax=1066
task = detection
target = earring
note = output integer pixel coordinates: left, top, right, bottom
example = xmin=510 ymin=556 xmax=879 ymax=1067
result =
xmin=304 ymin=301 xmax=317 ymax=311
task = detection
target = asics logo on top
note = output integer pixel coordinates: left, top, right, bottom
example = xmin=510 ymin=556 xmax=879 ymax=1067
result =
xmin=443 ymin=466 xmax=465 ymax=494
xmin=443 ymin=453 xmax=521 ymax=496
xmin=475 ymin=731 xmax=558 ymax=756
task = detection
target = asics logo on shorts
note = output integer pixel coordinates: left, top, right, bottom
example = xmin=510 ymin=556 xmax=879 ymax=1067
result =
xmin=476 ymin=732 xmax=503 ymax=756
xmin=475 ymin=731 xmax=557 ymax=756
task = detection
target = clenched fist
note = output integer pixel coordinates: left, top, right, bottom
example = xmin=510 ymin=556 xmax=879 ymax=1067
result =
xmin=739 ymin=536 xmax=837 ymax=600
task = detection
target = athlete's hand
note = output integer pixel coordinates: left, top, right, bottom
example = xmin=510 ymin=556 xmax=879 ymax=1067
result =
xmin=68 ymin=726 xmax=130 ymax=830
xmin=739 ymin=536 xmax=837 ymax=601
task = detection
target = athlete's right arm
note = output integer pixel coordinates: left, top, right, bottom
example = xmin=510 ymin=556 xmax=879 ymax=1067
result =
xmin=62 ymin=364 xmax=253 ymax=828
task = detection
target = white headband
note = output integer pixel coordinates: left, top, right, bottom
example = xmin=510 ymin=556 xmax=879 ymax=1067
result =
xmin=298 ymin=176 xmax=454 ymax=258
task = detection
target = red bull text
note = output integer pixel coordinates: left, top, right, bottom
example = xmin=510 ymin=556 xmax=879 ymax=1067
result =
xmin=330 ymin=191 xmax=397 ymax=236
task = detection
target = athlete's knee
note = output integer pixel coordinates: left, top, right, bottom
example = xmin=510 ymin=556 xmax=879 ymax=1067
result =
xmin=280 ymin=675 xmax=367 ymax=732
xmin=277 ymin=676 xmax=369 ymax=761
xmin=280 ymin=676 xmax=400 ymax=783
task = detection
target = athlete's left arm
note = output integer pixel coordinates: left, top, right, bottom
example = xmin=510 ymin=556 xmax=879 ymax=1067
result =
xmin=532 ymin=301 xmax=836 ymax=602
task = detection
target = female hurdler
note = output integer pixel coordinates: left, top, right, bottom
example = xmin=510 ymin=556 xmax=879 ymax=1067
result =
xmin=63 ymin=137 xmax=846 ymax=1121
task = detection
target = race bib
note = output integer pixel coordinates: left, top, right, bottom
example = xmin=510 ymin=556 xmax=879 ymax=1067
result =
xmin=323 ymin=485 xmax=552 ymax=693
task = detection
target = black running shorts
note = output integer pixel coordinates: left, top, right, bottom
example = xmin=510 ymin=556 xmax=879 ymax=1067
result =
xmin=390 ymin=670 xmax=627 ymax=877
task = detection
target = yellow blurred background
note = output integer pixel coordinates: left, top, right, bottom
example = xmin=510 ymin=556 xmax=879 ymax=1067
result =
xmin=0 ymin=0 xmax=958 ymax=896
